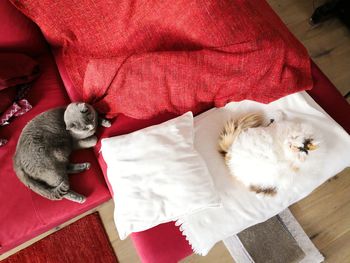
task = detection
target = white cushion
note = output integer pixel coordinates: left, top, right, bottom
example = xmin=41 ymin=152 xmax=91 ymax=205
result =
xmin=177 ymin=92 xmax=350 ymax=255
xmin=100 ymin=112 xmax=221 ymax=239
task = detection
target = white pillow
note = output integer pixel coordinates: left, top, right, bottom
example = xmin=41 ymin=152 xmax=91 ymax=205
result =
xmin=177 ymin=92 xmax=350 ymax=255
xmin=100 ymin=112 xmax=221 ymax=239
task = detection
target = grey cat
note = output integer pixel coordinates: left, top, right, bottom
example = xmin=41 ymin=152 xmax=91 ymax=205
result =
xmin=13 ymin=102 xmax=111 ymax=203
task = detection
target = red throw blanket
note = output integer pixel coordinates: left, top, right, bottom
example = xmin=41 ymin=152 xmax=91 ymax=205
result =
xmin=12 ymin=0 xmax=312 ymax=119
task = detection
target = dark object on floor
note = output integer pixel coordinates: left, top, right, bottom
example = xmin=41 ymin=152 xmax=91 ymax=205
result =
xmin=238 ymin=216 xmax=305 ymax=263
xmin=310 ymin=0 xmax=350 ymax=28
xmin=3 ymin=213 xmax=118 ymax=263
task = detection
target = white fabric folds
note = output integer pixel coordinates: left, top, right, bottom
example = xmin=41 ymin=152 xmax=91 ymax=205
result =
xmin=100 ymin=112 xmax=221 ymax=240
xmin=177 ymin=92 xmax=350 ymax=255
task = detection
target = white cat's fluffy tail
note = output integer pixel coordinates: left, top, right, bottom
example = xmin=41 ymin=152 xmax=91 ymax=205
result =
xmin=218 ymin=113 xmax=264 ymax=155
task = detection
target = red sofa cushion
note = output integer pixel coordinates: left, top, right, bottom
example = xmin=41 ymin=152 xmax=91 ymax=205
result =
xmin=0 ymin=0 xmax=47 ymax=55
xmin=11 ymin=0 xmax=312 ymax=119
xmin=0 ymin=53 xmax=111 ymax=254
xmin=308 ymin=62 xmax=350 ymax=133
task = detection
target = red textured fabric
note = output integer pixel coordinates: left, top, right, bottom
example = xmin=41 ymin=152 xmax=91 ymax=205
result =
xmin=12 ymin=0 xmax=312 ymax=119
xmin=0 ymin=53 xmax=111 ymax=254
xmin=3 ymin=213 xmax=118 ymax=263
xmin=0 ymin=0 xmax=47 ymax=55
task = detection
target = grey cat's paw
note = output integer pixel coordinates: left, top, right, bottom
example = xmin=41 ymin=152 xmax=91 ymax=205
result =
xmin=64 ymin=191 xmax=86 ymax=203
xmin=50 ymin=190 xmax=65 ymax=200
xmin=67 ymin=162 xmax=91 ymax=173
xmin=100 ymin=118 xmax=112 ymax=128
xmin=77 ymin=196 xmax=86 ymax=203
xmin=83 ymin=162 xmax=91 ymax=170
xmin=60 ymin=180 xmax=69 ymax=191
xmin=51 ymin=180 xmax=69 ymax=199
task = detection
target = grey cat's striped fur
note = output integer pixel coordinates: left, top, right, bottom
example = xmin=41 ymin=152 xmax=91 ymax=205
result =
xmin=13 ymin=102 xmax=110 ymax=203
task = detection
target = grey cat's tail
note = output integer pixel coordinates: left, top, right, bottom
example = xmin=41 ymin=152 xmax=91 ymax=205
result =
xmin=218 ymin=113 xmax=264 ymax=155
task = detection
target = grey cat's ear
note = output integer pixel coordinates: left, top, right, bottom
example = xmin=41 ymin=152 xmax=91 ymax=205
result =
xmin=78 ymin=103 xmax=88 ymax=113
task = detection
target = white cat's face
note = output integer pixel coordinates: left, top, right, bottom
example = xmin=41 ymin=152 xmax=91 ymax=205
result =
xmin=284 ymin=131 xmax=320 ymax=162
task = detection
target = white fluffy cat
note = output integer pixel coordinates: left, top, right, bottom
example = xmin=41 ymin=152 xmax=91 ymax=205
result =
xmin=218 ymin=112 xmax=322 ymax=196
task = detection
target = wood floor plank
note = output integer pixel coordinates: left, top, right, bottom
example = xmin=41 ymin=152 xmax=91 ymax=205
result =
xmin=98 ymin=200 xmax=141 ymax=263
xmin=267 ymin=0 xmax=350 ymax=97
xmin=290 ymin=168 xmax=350 ymax=261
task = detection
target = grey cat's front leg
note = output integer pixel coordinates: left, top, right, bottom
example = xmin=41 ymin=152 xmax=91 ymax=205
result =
xmin=51 ymin=179 xmax=69 ymax=199
xmin=67 ymin=163 xmax=91 ymax=173
xmin=74 ymin=135 xmax=97 ymax=149
xmin=99 ymin=117 xmax=111 ymax=128
xmin=64 ymin=190 xmax=86 ymax=203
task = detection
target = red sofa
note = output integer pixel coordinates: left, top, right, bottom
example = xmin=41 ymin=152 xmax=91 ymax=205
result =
xmin=0 ymin=0 xmax=349 ymax=262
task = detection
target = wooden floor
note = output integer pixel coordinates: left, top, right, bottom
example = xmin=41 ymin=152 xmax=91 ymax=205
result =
xmin=1 ymin=0 xmax=349 ymax=262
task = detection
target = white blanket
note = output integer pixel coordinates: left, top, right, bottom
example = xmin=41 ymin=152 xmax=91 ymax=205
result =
xmin=177 ymin=92 xmax=350 ymax=255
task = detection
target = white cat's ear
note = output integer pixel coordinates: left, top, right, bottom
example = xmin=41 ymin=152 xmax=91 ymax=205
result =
xmin=308 ymin=140 xmax=320 ymax=151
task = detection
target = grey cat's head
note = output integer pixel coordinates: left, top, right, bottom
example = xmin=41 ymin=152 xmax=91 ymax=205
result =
xmin=64 ymin=102 xmax=98 ymax=139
